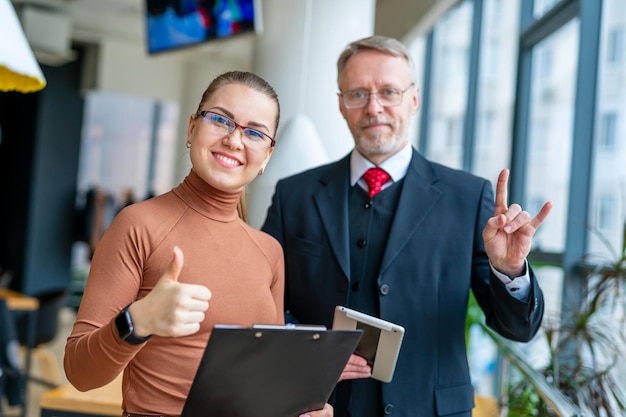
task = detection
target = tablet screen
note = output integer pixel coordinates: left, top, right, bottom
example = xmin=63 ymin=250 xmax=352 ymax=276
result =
xmin=355 ymin=321 xmax=381 ymax=366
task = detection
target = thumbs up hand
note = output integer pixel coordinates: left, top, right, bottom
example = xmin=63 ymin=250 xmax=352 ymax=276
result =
xmin=128 ymin=246 xmax=212 ymax=338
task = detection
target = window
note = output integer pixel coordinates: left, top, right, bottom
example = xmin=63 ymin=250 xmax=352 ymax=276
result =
xmin=607 ymin=28 xmax=624 ymax=65
xmin=590 ymin=0 xmax=626 ymax=259
xmin=476 ymin=111 xmax=495 ymax=151
xmin=599 ymin=112 xmax=618 ymax=150
xmin=534 ymin=0 xmax=560 ymax=19
xmin=427 ymin=0 xmax=473 ymax=169
xmin=526 ymin=19 xmax=579 ymax=253
xmin=76 ymin=91 xmax=179 ymax=203
xmin=596 ymin=195 xmax=617 ymax=231
xmin=537 ymin=47 xmax=554 ymax=81
xmin=472 ymin=0 xmax=520 ymax=183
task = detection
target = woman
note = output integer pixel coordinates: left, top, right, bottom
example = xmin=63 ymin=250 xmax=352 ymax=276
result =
xmin=64 ymin=71 xmax=333 ymax=417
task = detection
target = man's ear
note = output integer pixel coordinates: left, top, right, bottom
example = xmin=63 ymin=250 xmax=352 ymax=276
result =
xmin=410 ymin=87 xmax=420 ymax=115
xmin=338 ymin=95 xmax=348 ymax=120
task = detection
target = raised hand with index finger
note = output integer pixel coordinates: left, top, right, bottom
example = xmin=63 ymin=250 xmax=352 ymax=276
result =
xmin=482 ymin=169 xmax=553 ymax=278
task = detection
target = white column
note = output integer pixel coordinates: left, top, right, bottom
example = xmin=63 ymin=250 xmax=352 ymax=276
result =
xmin=247 ymin=0 xmax=376 ymax=229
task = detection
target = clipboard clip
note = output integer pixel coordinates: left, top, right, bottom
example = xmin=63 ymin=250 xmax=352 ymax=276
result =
xmin=251 ymin=324 xmax=327 ymax=340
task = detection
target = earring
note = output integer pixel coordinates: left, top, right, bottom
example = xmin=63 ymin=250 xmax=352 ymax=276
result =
xmin=258 ymin=168 xmax=264 ymax=176
xmin=186 ymin=142 xmax=191 ymax=149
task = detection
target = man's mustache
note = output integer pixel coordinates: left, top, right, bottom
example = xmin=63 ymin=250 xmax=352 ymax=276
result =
xmin=359 ymin=117 xmax=392 ymax=128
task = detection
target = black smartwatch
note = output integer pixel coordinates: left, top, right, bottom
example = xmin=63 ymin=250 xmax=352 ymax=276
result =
xmin=115 ymin=304 xmax=152 ymax=345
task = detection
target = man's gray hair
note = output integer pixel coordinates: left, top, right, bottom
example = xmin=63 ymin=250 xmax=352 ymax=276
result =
xmin=337 ymin=35 xmax=415 ymax=83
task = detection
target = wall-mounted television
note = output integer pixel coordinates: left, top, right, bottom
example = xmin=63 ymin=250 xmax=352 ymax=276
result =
xmin=145 ymin=0 xmax=262 ymax=55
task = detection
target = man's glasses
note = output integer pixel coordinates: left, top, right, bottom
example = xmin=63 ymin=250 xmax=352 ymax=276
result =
xmin=194 ymin=111 xmax=276 ymax=148
xmin=339 ymin=83 xmax=414 ymax=109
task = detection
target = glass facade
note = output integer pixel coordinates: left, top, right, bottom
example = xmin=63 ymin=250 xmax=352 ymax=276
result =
xmin=407 ymin=0 xmax=626 ymax=405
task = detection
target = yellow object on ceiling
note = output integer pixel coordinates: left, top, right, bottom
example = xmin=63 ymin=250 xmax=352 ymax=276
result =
xmin=0 ymin=0 xmax=47 ymax=93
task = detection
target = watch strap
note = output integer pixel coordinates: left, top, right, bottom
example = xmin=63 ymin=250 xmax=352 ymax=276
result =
xmin=116 ymin=304 xmax=152 ymax=345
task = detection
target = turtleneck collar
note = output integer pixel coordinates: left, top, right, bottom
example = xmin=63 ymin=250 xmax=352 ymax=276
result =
xmin=172 ymin=170 xmax=242 ymax=222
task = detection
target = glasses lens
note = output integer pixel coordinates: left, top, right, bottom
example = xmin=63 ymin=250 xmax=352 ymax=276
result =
xmin=204 ymin=112 xmax=234 ymax=133
xmin=343 ymin=90 xmax=367 ymax=108
xmin=242 ymin=128 xmax=273 ymax=148
xmin=377 ymin=88 xmax=402 ymax=106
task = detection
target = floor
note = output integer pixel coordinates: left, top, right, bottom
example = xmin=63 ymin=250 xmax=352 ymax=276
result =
xmin=2 ymin=307 xmax=76 ymax=417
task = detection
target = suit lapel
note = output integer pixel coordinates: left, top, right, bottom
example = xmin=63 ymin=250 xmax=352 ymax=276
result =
xmin=379 ymin=151 xmax=442 ymax=275
xmin=313 ymin=156 xmax=352 ymax=281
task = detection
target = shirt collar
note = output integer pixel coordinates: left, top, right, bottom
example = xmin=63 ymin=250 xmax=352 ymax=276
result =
xmin=350 ymin=142 xmax=413 ymax=186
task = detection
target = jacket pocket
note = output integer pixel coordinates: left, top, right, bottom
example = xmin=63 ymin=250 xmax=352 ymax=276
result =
xmin=285 ymin=233 xmax=323 ymax=257
xmin=435 ymin=382 xmax=474 ymax=416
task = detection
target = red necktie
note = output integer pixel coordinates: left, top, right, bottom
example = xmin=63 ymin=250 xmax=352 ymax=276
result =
xmin=362 ymin=167 xmax=390 ymax=197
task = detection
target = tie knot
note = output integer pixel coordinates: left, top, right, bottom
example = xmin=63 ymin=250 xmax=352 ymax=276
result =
xmin=362 ymin=167 xmax=390 ymax=197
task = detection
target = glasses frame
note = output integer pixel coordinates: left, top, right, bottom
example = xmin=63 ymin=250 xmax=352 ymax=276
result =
xmin=338 ymin=83 xmax=415 ymax=109
xmin=194 ymin=110 xmax=276 ymax=148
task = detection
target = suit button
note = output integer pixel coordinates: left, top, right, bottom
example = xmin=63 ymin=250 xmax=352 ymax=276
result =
xmin=352 ymin=282 xmax=360 ymax=291
xmin=364 ymin=202 xmax=371 ymax=209
xmin=379 ymin=284 xmax=390 ymax=295
xmin=357 ymin=239 xmax=367 ymax=248
xmin=383 ymin=403 xmax=394 ymax=414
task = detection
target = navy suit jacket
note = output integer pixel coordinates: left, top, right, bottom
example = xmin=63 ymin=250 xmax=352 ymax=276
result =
xmin=262 ymin=149 xmax=544 ymax=417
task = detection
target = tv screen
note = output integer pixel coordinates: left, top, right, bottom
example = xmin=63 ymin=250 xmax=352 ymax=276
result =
xmin=145 ymin=0 xmax=261 ymax=54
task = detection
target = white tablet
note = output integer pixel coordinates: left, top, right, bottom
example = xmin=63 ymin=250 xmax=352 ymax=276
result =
xmin=332 ymin=306 xmax=405 ymax=383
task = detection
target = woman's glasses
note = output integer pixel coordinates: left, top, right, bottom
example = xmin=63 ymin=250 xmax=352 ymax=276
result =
xmin=194 ymin=111 xmax=275 ymax=148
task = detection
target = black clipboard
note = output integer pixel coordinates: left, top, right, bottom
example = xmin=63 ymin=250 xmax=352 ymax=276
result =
xmin=181 ymin=324 xmax=363 ymax=417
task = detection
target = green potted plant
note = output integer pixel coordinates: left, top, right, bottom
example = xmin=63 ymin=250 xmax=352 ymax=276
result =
xmin=465 ymin=227 xmax=626 ymax=416
xmin=503 ymin=235 xmax=626 ymax=416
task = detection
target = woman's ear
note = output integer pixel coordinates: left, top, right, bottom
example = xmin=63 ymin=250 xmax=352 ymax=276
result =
xmin=259 ymin=147 xmax=274 ymax=173
xmin=186 ymin=114 xmax=196 ymax=144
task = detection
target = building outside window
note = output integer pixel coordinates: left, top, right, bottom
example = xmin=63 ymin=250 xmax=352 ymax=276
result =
xmin=472 ymin=0 xmax=520 ymax=184
xmin=598 ymin=112 xmax=618 ymax=151
xmin=590 ymin=0 xmax=626 ymax=261
xmin=426 ymin=0 xmax=473 ymax=169
xmin=607 ymin=27 xmax=624 ymax=65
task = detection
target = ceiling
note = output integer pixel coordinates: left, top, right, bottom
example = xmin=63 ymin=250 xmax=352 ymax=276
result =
xmin=10 ymin=0 xmax=456 ymax=63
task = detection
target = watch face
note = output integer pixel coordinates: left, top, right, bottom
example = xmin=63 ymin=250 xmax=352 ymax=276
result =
xmin=115 ymin=305 xmax=151 ymax=344
xmin=115 ymin=308 xmax=134 ymax=339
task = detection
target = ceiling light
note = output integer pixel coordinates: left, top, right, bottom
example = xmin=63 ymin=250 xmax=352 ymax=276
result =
xmin=0 ymin=0 xmax=47 ymax=93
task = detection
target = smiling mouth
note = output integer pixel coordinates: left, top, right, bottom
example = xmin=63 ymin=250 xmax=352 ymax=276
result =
xmin=214 ymin=153 xmax=242 ymax=166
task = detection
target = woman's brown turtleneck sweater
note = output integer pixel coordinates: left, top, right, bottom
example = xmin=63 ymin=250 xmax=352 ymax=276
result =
xmin=64 ymin=170 xmax=284 ymax=416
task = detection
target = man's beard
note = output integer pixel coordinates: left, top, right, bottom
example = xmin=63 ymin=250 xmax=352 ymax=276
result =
xmin=355 ymin=123 xmax=404 ymax=157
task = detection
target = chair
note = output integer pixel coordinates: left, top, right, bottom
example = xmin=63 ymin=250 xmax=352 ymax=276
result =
xmin=12 ymin=289 xmax=68 ymax=388
xmin=0 ymin=298 xmax=25 ymax=411
xmin=15 ymin=289 xmax=67 ymax=348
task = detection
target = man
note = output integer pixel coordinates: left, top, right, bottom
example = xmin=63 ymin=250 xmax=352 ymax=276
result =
xmin=262 ymin=35 xmax=552 ymax=417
